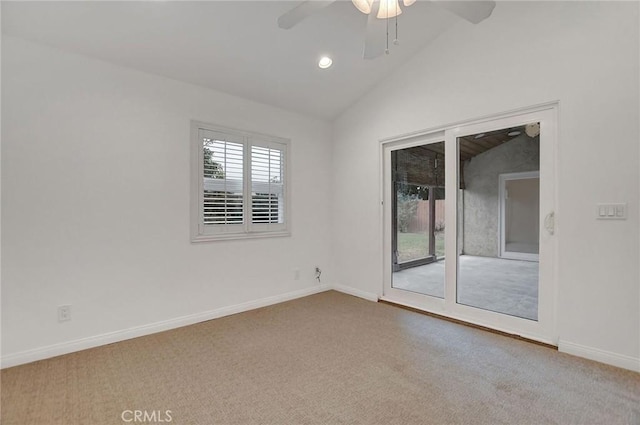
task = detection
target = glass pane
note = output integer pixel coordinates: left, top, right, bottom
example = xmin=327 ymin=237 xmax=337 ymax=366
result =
xmin=456 ymin=124 xmax=540 ymax=320
xmin=391 ymin=142 xmax=445 ymax=298
xmin=396 ymin=185 xmax=429 ymax=263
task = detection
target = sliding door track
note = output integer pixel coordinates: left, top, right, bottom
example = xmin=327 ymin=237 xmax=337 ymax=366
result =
xmin=378 ymin=298 xmax=557 ymax=350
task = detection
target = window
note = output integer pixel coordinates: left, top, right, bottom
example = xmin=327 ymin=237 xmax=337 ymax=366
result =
xmin=191 ymin=121 xmax=290 ymax=241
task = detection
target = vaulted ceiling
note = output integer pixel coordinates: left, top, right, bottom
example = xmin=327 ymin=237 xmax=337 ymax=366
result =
xmin=1 ymin=1 xmax=489 ymax=120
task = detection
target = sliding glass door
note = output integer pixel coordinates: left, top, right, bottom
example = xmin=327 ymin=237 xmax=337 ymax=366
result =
xmin=391 ymin=143 xmax=445 ymax=299
xmin=455 ymin=125 xmax=541 ymax=321
xmin=383 ymin=106 xmax=557 ymax=344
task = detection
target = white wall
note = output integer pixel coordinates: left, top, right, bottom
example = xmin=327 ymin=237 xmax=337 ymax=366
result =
xmin=1 ymin=36 xmax=333 ymax=364
xmin=332 ymin=1 xmax=640 ymax=369
xmin=0 ymin=10 xmax=3 ymax=363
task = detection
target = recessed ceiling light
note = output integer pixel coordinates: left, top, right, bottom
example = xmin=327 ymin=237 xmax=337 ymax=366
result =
xmin=474 ymin=133 xmax=486 ymax=139
xmin=507 ymin=131 xmax=521 ymax=137
xmin=318 ymin=56 xmax=333 ymax=69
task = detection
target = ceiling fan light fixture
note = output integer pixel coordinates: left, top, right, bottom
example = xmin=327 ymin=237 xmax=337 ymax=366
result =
xmin=377 ymin=0 xmax=402 ymax=19
xmin=352 ymin=0 xmax=404 ymax=19
xmin=352 ymin=0 xmax=373 ymax=15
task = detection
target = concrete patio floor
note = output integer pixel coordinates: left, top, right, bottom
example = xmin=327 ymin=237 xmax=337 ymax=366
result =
xmin=392 ymin=255 xmax=539 ymax=320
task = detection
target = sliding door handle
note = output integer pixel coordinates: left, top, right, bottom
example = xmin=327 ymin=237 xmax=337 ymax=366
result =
xmin=544 ymin=211 xmax=555 ymax=235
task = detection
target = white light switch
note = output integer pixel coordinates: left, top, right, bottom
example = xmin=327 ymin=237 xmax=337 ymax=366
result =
xmin=598 ymin=206 xmax=606 ymax=217
xmin=597 ymin=203 xmax=627 ymax=220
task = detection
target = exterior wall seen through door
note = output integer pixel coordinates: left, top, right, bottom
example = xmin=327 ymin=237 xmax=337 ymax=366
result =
xmin=462 ymin=135 xmax=540 ymax=257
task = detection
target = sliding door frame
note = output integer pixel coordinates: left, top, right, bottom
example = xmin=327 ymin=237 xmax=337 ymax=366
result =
xmin=380 ymin=102 xmax=559 ymax=345
xmin=382 ymin=131 xmax=447 ymax=311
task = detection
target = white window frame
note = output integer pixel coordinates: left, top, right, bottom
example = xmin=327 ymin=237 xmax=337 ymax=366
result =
xmin=190 ymin=121 xmax=291 ymax=242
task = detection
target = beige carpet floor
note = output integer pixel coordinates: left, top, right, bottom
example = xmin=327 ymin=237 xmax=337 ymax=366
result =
xmin=1 ymin=291 xmax=639 ymax=425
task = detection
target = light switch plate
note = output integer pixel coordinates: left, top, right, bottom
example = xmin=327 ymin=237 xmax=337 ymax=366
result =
xmin=596 ymin=203 xmax=627 ymax=220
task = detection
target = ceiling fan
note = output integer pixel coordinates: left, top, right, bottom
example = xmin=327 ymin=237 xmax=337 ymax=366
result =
xmin=277 ymin=0 xmax=496 ymax=59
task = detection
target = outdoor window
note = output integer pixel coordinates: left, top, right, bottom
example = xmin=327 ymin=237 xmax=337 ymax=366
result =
xmin=191 ymin=121 xmax=290 ymax=241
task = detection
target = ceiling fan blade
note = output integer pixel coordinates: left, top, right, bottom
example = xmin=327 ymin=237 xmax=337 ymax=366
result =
xmin=363 ymin=0 xmax=386 ymax=59
xmin=431 ymin=0 xmax=496 ymax=24
xmin=277 ymin=1 xmax=336 ymax=29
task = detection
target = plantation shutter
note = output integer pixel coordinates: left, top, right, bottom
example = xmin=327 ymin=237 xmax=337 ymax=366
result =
xmin=250 ymin=141 xmax=286 ymax=232
xmin=200 ymin=129 xmax=245 ymax=234
xmin=192 ymin=121 xmax=290 ymax=241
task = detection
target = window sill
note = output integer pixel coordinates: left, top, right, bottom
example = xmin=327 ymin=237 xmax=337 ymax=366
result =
xmin=191 ymin=230 xmax=291 ymax=243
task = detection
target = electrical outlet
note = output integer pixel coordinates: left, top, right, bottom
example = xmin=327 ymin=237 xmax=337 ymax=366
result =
xmin=58 ymin=305 xmax=71 ymax=322
xmin=293 ymin=269 xmax=300 ymax=280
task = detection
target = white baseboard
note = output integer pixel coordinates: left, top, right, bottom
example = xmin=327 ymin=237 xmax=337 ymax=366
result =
xmin=5 ymin=286 xmax=637 ymax=374
xmin=332 ymin=284 xmax=379 ymax=302
xmin=7 ymin=284 xmax=637 ymax=375
xmin=558 ymin=340 xmax=640 ymax=372
xmin=1 ymin=284 xmax=332 ymax=369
